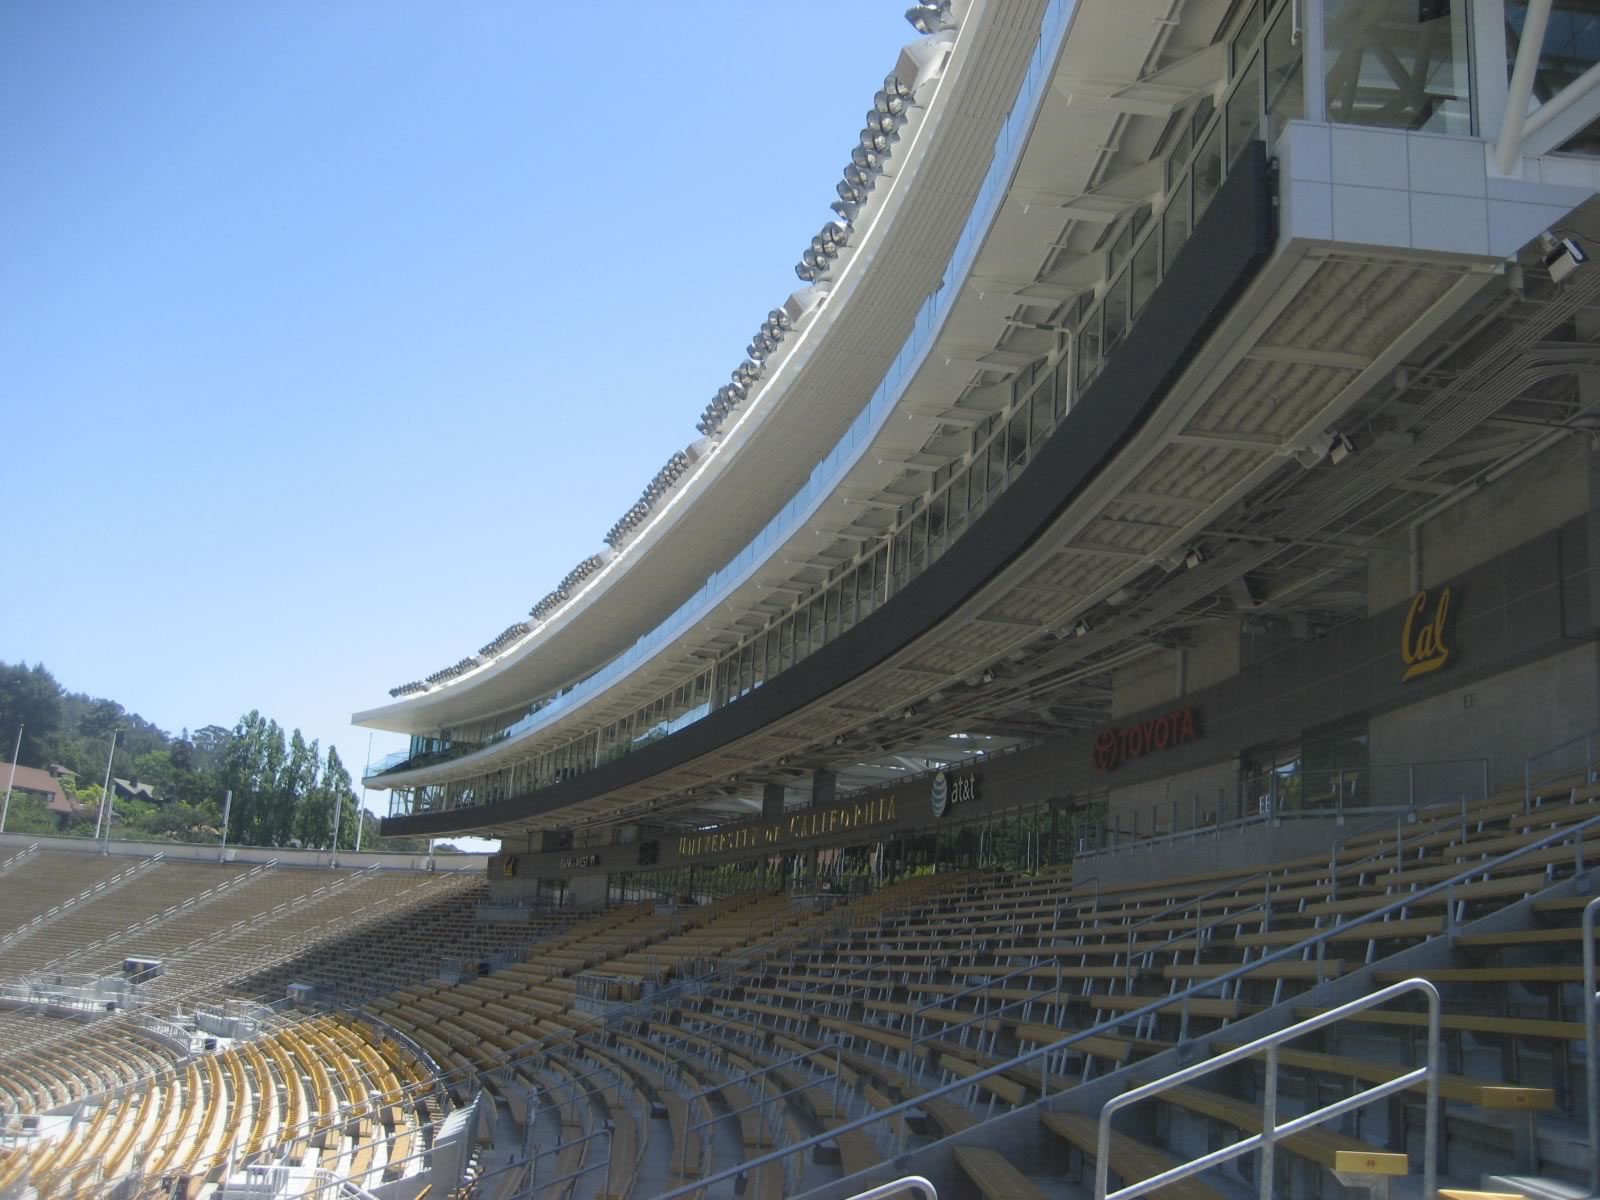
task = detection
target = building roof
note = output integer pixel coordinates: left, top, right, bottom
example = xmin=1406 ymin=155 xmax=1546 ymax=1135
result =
xmin=2 ymin=762 xmax=77 ymax=816
xmin=113 ymin=777 xmax=157 ymax=802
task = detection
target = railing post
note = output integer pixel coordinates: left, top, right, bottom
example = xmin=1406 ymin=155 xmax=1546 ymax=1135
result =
xmin=1584 ymin=896 xmax=1599 ymax=1196
xmin=1424 ymin=982 xmax=1441 ymax=1200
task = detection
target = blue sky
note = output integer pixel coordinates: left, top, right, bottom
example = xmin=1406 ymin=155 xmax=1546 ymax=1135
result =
xmin=0 ymin=2 xmax=917 ymax=830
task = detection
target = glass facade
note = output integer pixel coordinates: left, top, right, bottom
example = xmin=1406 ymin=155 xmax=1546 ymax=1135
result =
xmin=1508 ymin=0 xmax=1600 ymax=155
xmin=1324 ymin=0 xmax=1474 ymax=134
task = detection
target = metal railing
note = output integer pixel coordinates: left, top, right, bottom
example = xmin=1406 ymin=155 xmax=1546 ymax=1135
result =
xmin=1526 ymin=729 xmax=1600 ymax=809
xmin=1120 ymin=872 xmax=1271 ymax=979
xmin=845 ymin=1177 xmax=938 ymax=1200
xmin=1328 ymin=791 xmax=1469 ymax=904
xmin=648 ymin=806 xmax=1600 ymax=1200
xmin=1583 ymin=894 xmax=1600 ymax=1197
xmin=1094 ymin=977 xmax=1441 ymax=1200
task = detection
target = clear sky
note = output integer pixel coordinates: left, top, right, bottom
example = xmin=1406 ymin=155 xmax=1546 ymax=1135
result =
xmin=0 ymin=2 xmax=918 ymax=836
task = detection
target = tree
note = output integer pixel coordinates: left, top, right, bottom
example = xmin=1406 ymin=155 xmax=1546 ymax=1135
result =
xmin=0 ymin=661 xmax=64 ymax=766
xmin=77 ymin=697 xmax=124 ymax=741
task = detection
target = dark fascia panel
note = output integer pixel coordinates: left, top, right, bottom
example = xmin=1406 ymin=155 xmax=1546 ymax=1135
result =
xmin=385 ymin=144 xmax=1275 ymax=839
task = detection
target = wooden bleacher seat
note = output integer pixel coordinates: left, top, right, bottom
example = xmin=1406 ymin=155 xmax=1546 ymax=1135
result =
xmin=953 ymin=1144 xmax=1048 ymax=1200
xmin=1042 ymin=1110 xmax=1227 ymax=1199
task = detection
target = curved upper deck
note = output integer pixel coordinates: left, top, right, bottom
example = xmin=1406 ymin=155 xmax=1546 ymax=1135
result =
xmin=355 ymin=0 xmax=1050 ymax=738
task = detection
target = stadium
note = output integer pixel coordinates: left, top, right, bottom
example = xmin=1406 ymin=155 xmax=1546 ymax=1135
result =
xmin=9 ymin=0 xmax=1600 ymax=1196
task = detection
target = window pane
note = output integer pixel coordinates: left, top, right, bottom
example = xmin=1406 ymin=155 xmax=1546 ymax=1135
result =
xmin=1326 ymin=0 xmax=1473 ymax=134
xmin=1226 ymin=52 xmax=1263 ymax=162
xmin=1265 ymin=1 xmax=1304 ymax=138
xmin=1130 ymin=230 xmax=1161 ymax=316
xmin=1103 ymin=270 xmax=1130 ymax=354
xmin=1193 ymin=120 xmax=1223 ymax=221
xmin=1163 ymin=173 xmax=1192 ymax=272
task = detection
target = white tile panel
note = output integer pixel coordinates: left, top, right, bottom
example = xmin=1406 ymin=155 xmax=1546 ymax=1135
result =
xmin=1332 ymin=126 xmax=1409 ymax=191
xmin=1331 ymin=183 xmax=1412 ymax=248
xmin=1409 ymin=191 xmax=1488 ymax=255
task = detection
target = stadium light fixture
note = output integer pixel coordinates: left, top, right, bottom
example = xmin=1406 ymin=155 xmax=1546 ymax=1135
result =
xmin=862 ymin=128 xmax=892 ymax=155
xmin=906 ymin=1 xmax=954 ymax=34
xmin=873 ymin=90 xmax=908 ymax=118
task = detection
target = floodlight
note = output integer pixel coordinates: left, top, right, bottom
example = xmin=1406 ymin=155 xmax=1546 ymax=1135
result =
xmin=862 ymin=128 xmax=892 ymax=154
xmin=873 ymin=90 xmax=907 ymax=118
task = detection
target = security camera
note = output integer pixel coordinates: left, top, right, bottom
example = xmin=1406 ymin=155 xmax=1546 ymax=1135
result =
xmin=1539 ymin=232 xmax=1587 ymax=283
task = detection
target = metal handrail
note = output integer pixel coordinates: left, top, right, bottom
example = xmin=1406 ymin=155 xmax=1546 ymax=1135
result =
xmin=1094 ymin=977 xmax=1441 ymax=1200
xmin=1583 ymin=894 xmax=1599 ymax=1197
xmin=844 ymin=1175 xmax=938 ymax=1200
xmin=1122 ymin=871 xmax=1270 ymax=958
xmin=1524 ymin=728 xmax=1599 ymax=809
xmin=674 ymin=1042 xmax=845 ymax=1170
xmin=649 ymin=807 xmax=1600 ymax=1200
xmin=1328 ymin=791 xmax=1469 ymax=904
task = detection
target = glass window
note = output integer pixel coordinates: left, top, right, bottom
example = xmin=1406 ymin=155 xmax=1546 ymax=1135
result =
xmin=1193 ymin=120 xmax=1223 ymax=222
xmin=1226 ymin=52 xmax=1263 ymax=162
xmin=987 ymin=430 xmax=1008 ymax=492
xmin=1163 ymin=173 xmax=1192 ymax=272
xmin=1077 ymin=304 xmax=1103 ymax=390
xmin=1325 ymin=0 xmax=1473 ymax=134
xmin=1008 ymin=407 xmax=1030 ymax=468
xmin=1103 ymin=270 xmax=1131 ymax=354
xmin=1031 ymin=381 xmax=1052 ymax=445
xmin=1130 ymin=229 xmax=1161 ymax=316
xmin=1265 ymin=0 xmax=1304 ymax=137
xmin=1231 ymin=0 xmax=1263 ymax=71
xmin=927 ymin=492 xmax=948 ymax=559
xmin=1507 ymin=2 xmax=1600 ymax=156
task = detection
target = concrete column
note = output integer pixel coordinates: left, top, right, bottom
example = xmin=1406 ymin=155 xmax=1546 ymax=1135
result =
xmin=811 ymin=769 xmax=836 ymax=807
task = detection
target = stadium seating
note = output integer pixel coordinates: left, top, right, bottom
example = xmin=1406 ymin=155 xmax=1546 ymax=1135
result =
xmin=0 ymin=1012 xmax=432 ymax=1197
xmin=3 ymin=778 xmax=1598 ymax=1197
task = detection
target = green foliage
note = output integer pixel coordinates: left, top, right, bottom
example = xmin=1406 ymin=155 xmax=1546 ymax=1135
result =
xmin=0 ymin=660 xmax=366 ymax=850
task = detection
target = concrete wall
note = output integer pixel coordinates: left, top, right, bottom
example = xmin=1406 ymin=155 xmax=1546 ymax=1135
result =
xmin=1075 ymin=815 xmax=1348 ymax=889
xmin=1369 ymin=642 xmax=1600 ymax=792
xmin=0 ymin=832 xmax=484 ymax=874
xmin=1106 ymin=756 xmax=1241 ymax=834
xmin=1368 ymin=439 xmax=1594 ymax=614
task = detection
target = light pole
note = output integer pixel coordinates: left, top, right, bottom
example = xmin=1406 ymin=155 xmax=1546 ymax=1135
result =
xmin=219 ymin=789 xmax=233 ymax=862
xmin=329 ymin=783 xmax=343 ymax=870
xmin=1 ymin=725 xmax=21 ymax=835
xmin=94 ymin=729 xmax=120 ymax=849
xmin=355 ymin=732 xmax=372 ymax=854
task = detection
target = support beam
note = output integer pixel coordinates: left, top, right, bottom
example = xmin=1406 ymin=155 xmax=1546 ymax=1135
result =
xmin=1496 ymin=0 xmax=1554 ymax=174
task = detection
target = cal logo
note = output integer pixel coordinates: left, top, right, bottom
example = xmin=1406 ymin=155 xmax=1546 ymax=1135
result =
xmin=1401 ymin=586 xmax=1452 ymax=683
